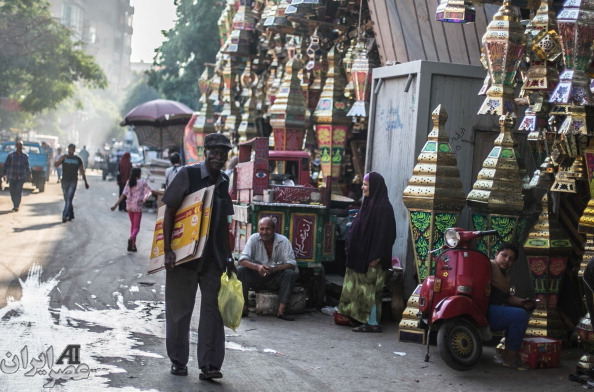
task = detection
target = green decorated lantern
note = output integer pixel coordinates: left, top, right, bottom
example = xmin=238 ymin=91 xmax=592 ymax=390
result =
xmin=403 ymin=105 xmax=466 ymax=281
xmin=466 ymin=113 xmax=524 ymax=257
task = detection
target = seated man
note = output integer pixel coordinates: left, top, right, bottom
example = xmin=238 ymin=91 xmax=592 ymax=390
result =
xmin=238 ymin=216 xmax=298 ymax=321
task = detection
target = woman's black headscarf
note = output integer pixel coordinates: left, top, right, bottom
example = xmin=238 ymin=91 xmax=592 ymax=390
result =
xmin=346 ymin=172 xmax=396 ymax=274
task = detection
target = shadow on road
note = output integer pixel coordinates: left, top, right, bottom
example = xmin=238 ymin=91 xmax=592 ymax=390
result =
xmin=0 ymin=210 xmax=13 ymax=215
xmin=13 ymin=221 xmax=63 ymax=232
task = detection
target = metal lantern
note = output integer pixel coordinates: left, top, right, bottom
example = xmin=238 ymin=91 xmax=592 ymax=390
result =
xmin=402 ymin=105 xmax=466 ymax=281
xmin=524 ymin=192 xmax=572 ymax=338
xmin=269 ymin=57 xmax=308 ymax=150
xmin=346 ymin=41 xmax=372 ymax=122
xmin=219 ymin=57 xmax=241 ymax=140
xmin=467 ymin=113 xmax=524 ymax=257
xmin=478 ymin=1 xmax=526 ymax=115
xmin=221 ymin=1 xmax=258 ymax=57
xmin=436 ymin=0 xmax=476 ymax=24
xmin=238 ymin=61 xmax=260 ymax=142
xmin=549 ymin=0 xmax=594 ymax=106
xmin=313 ymin=46 xmax=350 ymax=192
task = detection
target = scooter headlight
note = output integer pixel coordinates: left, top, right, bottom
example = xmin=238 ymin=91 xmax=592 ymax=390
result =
xmin=444 ymin=228 xmax=460 ymax=248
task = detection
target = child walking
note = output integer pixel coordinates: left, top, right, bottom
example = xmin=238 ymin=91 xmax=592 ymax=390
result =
xmin=111 ymin=168 xmax=154 ymax=252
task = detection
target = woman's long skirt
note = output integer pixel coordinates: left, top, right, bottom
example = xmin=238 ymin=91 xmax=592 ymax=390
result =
xmin=337 ymin=266 xmax=385 ymax=324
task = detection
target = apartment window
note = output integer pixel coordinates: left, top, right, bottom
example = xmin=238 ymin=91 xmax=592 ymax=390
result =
xmin=62 ymin=2 xmax=84 ymax=39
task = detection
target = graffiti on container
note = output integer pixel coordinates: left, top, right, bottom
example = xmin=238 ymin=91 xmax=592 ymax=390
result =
xmin=378 ymin=105 xmax=403 ymax=132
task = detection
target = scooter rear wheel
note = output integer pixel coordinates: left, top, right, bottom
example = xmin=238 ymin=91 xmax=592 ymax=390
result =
xmin=437 ymin=318 xmax=482 ymax=371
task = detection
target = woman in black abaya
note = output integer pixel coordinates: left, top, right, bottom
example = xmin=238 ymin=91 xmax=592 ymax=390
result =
xmin=337 ymin=172 xmax=396 ymax=332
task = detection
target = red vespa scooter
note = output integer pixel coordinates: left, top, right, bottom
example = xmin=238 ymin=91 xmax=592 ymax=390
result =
xmin=418 ymin=227 xmax=498 ymax=371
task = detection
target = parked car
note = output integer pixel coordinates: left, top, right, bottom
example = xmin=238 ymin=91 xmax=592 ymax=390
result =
xmin=0 ymin=141 xmax=49 ymax=192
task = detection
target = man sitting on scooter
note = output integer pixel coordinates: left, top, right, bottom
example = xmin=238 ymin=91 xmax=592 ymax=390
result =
xmin=489 ymin=243 xmax=535 ymax=369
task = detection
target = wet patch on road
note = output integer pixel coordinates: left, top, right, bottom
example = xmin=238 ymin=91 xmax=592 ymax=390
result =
xmin=0 ymin=264 xmax=163 ymax=391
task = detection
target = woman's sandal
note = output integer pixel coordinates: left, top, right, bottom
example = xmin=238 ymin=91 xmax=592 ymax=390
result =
xmin=352 ymin=324 xmax=382 ymax=333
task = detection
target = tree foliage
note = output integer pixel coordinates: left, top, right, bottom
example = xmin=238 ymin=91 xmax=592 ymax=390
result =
xmin=121 ymin=75 xmax=162 ymax=116
xmin=0 ymin=0 xmax=106 ymax=114
xmin=147 ymin=0 xmax=224 ymax=108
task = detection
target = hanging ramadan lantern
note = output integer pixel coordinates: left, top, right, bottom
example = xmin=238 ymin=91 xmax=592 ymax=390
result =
xmin=549 ymin=0 xmax=594 ymax=106
xmin=346 ymin=41 xmax=372 ymax=131
xmin=403 ymin=105 xmax=466 ymax=281
xmin=466 ymin=113 xmax=524 ymax=257
xmin=269 ymin=57 xmax=308 ymax=150
xmin=222 ymin=0 xmax=258 ymax=57
xmin=523 ymin=192 xmax=572 ymax=338
xmin=313 ymin=46 xmax=351 ymax=192
xmin=478 ymin=1 xmax=526 ymax=115
xmin=519 ymin=0 xmax=561 ymax=146
xmin=435 ymin=0 xmax=476 ymax=24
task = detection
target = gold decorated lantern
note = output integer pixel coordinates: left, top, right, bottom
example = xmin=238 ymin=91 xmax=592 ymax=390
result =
xmin=313 ymin=46 xmax=351 ymax=193
xmin=524 ymin=193 xmax=572 ymax=338
xmin=346 ymin=41 xmax=372 ymax=131
xmin=466 ymin=113 xmax=524 ymax=257
xmin=269 ymin=57 xmax=308 ymax=150
xmin=435 ymin=0 xmax=476 ymax=24
xmin=402 ymin=105 xmax=466 ymax=281
xmin=518 ymin=0 xmax=561 ymax=142
xmin=478 ymin=1 xmax=526 ymax=115
xmin=238 ymin=61 xmax=260 ymax=143
xmin=217 ymin=57 xmax=241 ymax=141
xmin=549 ymin=0 xmax=594 ymax=107
xmin=578 ymin=142 xmax=594 ymax=236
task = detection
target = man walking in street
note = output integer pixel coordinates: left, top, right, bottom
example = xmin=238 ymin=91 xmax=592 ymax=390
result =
xmin=164 ymin=152 xmax=182 ymax=189
xmin=238 ymin=216 xmax=298 ymax=320
xmin=55 ymin=144 xmax=89 ymax=222
xmin=161 ymin=133 xmax=234 ymax=381
xmin=79 ymin=145 xmax=90 ymax=169
xmin=2 ymin=141 xmax=30 ymax=212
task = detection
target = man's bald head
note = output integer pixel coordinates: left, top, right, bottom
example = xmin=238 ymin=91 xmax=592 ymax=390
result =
xmin=258 ymin=216 xmax=276 ymax=242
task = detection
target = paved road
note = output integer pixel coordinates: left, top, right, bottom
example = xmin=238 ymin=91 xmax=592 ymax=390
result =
xmin=0 ymin=173 xmax=583 ymax=391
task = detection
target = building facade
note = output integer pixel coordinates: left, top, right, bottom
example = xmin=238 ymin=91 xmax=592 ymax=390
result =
xmin=48 ymin=0 xmax=134 ymax=89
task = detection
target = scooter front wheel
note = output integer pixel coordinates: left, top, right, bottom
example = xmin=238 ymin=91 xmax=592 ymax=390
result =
xmin=437 ymin=318 xmax=482 ymax=371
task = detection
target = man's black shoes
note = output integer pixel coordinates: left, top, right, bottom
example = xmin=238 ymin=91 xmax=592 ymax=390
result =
xmin=199 ymin=367 xmax=223 ymax=380
xmin=170 ymin=364 xmax=188 ymax=376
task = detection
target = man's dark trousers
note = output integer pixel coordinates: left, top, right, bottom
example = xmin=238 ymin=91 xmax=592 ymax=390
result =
xmin=8 ymin=179 xmax=25 ymax=209
xmin=237 ymin=266 xmax=298 ymax=306
xmin=165 ymin=258 xmax=224 ymax=371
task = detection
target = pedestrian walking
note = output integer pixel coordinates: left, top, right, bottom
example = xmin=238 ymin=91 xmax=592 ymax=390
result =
xmin=337 ymin=172 xmax=396 ymax=332
xmin=55 ymin=147 xmax=63 ymax=183
xmin=164 ymin=152 xmax=182 ymax=189
xmin=54 ymin=144 xmax=89 ymax=223
xmin=161 ymin=133 xmax=234 ymax=381
xmin=111 ymin=168 xmax=155 ymax=252
xmin=117 ymin=152 xmax=132 ymax=211
xmin=40 ymin=141 xmax=53 ymax=181
xmin=2 ymin=141 xmax=30 ymax=212
xmin=79 ymin=145 xmax=89 ymax=169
